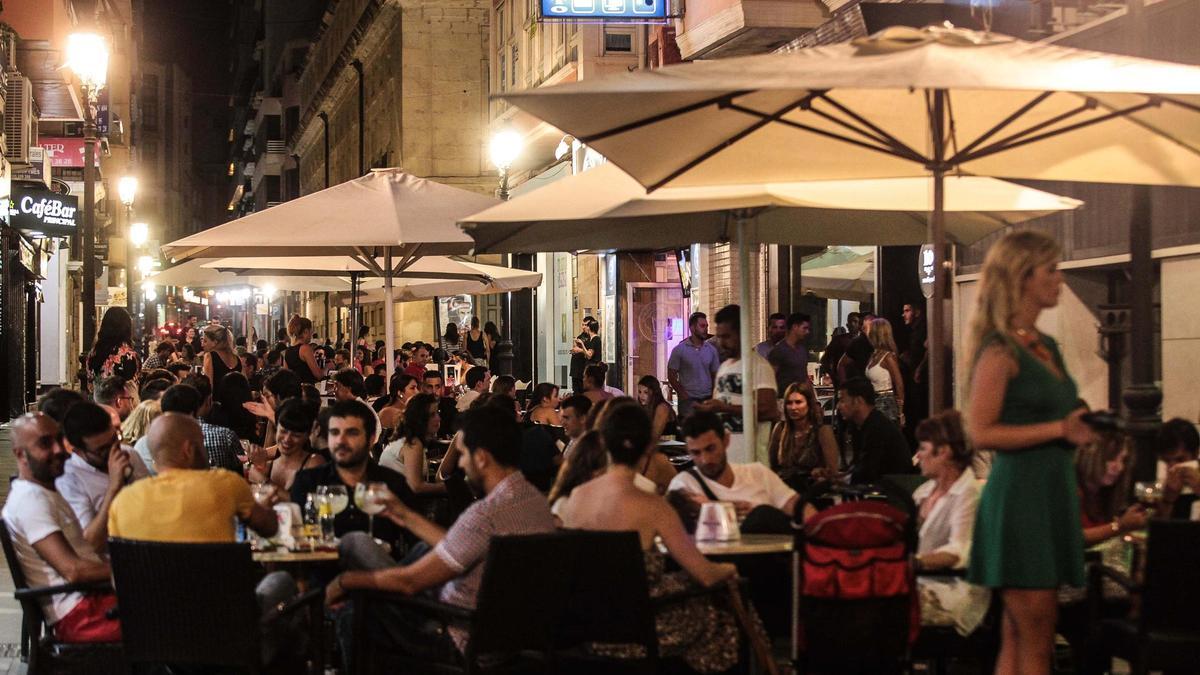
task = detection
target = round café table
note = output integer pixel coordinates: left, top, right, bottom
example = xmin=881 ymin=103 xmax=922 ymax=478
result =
xmin=694 ymin=534 xmax=794 ymax=556
xmin=252 ymin=548 xmax=339 ymax=564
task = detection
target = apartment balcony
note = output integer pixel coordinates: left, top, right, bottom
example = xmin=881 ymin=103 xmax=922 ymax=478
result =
xmin=674 ymin=0 xmax=828 ymax=60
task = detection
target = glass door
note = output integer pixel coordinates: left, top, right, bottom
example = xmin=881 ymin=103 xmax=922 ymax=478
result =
xmin=626 ymin=282 xmax=686 ymax=398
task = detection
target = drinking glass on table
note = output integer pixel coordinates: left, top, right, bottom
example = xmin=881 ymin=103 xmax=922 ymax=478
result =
xmin=319 ymin=485 xmax=350 ymax=515
xmin=249 ymin=484 xmax=275 ymax=549
xmin=1133 ymin=481 xmax=1164 ymax=515
xmin=315 ymin=493 xmax=336 ymax=544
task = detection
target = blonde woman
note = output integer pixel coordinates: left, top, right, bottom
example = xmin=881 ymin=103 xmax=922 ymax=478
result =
xmin=201 ymin=324 xmax=240 ymax=400
xmin=122 ymin=399 xmax=162 ymax=446
xmin=865 ymin=317 xmax=905 ymax=426
xmin=965 ymin=229 xmax=1093 ymax=675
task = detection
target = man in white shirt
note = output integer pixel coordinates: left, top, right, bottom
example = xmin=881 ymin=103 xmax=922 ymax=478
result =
xmin=668 ymin=410 xmax=798 ymax=518
xmin=57 ymin=402 xmax=149 ymax=555
xmin=693 ymin=304 xmax=779 ymax=464
xmin=2 ymin=413 xmax=120 ymax=643
xmin=456 ymin=366 xmax=490 ymax=412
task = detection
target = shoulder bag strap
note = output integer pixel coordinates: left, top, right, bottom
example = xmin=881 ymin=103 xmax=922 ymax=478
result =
xmin=686 ymin=467 xmax=720 ymax=501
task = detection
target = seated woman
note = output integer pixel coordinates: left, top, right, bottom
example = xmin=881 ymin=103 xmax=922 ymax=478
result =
xmin=580 ymin=364 xmax=613 ymax=405
xmin=377 ymin=373 xmax=419 ymax=436
xmin=768 ymin=381 xmax=840 ymax=489
xmin=547 ymin=430 xmax=609 ymax=523
xmin=246 ymin=399 xmax=325 ymax=495
xmin=557 ymin=403 xmax=748 ymax=674
xmin=587 ymin=397 xmax=674 ymax=494
xmin=911 ymin=410 xmax=989 ymax=636
xmin=1076 ymin=431 xmax=1146 ymax=545
xmin=637 ymin=375 xmax=677 ymax=440
xmin=379 ymin=393 xmax=447 ymax=496
xmin=524 ymin=383 xmax=562 ymax=426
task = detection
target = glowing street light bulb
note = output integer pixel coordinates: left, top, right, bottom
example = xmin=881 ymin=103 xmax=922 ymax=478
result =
xmin=117 ymin=176 xmax=138 ymax=206
xmin=129 ymin=222 xmax=149 ymax=247
xmin=262 ymin=283 xmax=277 ymax=299
xmin=489 ymin=130 xmax=523 ymax=170
xmin=136 ymin=255 xmax=154 ymax=276
xmin=65 ymin=33 xmax=109 ymax=91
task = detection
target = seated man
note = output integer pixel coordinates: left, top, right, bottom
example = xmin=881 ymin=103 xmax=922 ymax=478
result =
xmin=291 ymin=400 xmax=418 ymax=557
xmin=2 ymin=413 xmax=120 ymax=643
xmin=108 ymin=413 xmax=298 ymax=663
xmin=669 ymin=411 xmax=799 ymax=524
xmin=456 ymin=366 xmax=490 ymax=413
xmin=56 ymin=402 xmax=149 ymax=553
xmin=836 ymin=377 xmax=913 ymax=485
xmin=331 ymin=370 xmax=382 ymax=443
xmin=421 ymin=370 xmax=444 ymax=398
xmin=154 ymin=383 xmax=243 ymax=474
xmin=325 ymin=405 xmax=556 ymax=663
xmin=1159 ymin=417 xmax=1200 ymax=519
xmin=93 ymin=376 xmax=137 ymax=422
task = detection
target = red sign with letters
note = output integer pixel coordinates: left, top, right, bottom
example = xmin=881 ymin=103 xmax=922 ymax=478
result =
xmin=38 ymin=138 xmax=100 ymax=168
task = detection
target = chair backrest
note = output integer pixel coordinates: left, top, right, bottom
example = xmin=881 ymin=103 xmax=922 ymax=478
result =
xmin=465 ymin=533 xmax=576 ymax=658
xmin=555 ymin=530 xmax=658 ymax=656
xmin=108 ymin=538 xmax=262 ymax=669
xmin=0 ymin=519 xmax=31 ymax=591
xmin=1141 ymin=520 xmax=1200 ymax=634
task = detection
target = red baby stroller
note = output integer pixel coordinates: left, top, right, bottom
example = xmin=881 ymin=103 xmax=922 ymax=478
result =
xmin=792 ymin=483 xmax=919 ymax=674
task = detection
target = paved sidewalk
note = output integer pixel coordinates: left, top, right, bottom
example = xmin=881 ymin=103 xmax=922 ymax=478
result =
xmin=0 ymin=430 xmax=26 ymax=673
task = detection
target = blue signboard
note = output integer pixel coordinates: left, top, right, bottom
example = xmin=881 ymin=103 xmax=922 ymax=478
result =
xmin=541 ymin=0 xmax=667 ymax=20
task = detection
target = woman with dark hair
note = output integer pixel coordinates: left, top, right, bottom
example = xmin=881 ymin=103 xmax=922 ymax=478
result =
xmin=246 ymin=398 xmax=325 ymax=494
xmin=356 ymin=325 xmax=370 ymax=348
xmin=548 ymin=430 xmax=608 ymax=520
xmin=465 ymin=316 xmax=489 ymax=365
xmin=581 ymin=364 xmax=613 ymax=405
xmin=441 ymin=322 xmax=462 ymax=354
xmin=377 ymin=373 xmax=419 ymax=433
xmin=483 ymin=320 xmax=502 ymax=371
xmin=354 ymin=344 xmax=375 ymax=376
xmin=1075 ymin=431 xmax=1145 ymax=546
xmin=768 ymin=381 xmax=840 ymax=486
xmin=211 ymin=372 xmax=261 ymax=444
xmin=636 ymin=375 xmax=676 ymax=440
xmin=556 ymin=403 xmax=745 ymax=673
xmin=201 ymin=323 xmax=240 ymax=401
xmin=379 ymin=393 xmax=446 ymax=495
xmin=87 ymin=307 xmax=141 ymax=388
xmin=283 ymin=314 xmax=322 ymax=384
xmin=524 ymin=383 xmax=561 ymax=426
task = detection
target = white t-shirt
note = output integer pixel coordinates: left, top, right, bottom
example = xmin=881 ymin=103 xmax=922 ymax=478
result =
xmin=56 ymin=448 xmax=151 ymax=529
xmin=379 ymin=438 xmax=423 ymax=477
xmin=2 ymin=480 xmax=102 ymax=624
xmin=456 ymin=389 xmax=481 ymax=412
xmin=713 ymin=352 xmax=776 ymax=464
xmin=667 ymin=462 xmax=797 ymax=512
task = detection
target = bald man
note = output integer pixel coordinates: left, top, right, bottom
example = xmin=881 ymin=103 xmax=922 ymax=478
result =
xmin=1 ymin=413 xmax=120 ymax=642
xmin=108 ymin=413 xmax=276 ymax=542
xmin=108 ymin=414 xmax=301 ymax=663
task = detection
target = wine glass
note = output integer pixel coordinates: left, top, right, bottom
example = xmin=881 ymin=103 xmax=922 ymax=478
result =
xmin=323 ymin=485 xmax=350 ymax=515
xmin=360 ymin=482 xmax=389 ymax=538
xmin=1134 ymin=481 xmax=1163 ymax=515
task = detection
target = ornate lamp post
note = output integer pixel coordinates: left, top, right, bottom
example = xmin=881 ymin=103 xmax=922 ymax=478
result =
xmin=118 ymin=176 xmax=138 ymax=336
xmin=488 ymin=130 xmax=523 ymax=376
xmin=65 ymin=32 xmax=109 ymax=355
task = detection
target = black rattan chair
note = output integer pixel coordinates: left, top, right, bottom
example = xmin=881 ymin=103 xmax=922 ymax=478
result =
xmin=0 ymin=520 xmax=124 ymax=674
xmin=349 ymin=532 xmax=575 ymax=675
xmin=1093 ymin=520 xmax=1200 ymax=674
xmin=108 ymin=537 xmax=322 ymax=674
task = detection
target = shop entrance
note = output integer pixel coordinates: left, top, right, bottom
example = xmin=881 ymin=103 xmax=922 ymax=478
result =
xmin=626 ymin=282 xmax=686 ymax=400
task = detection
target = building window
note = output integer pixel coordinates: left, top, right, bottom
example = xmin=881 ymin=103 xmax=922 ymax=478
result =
xmin=511 ymin=46 xmax=519 ymax=87
xmin=498 ymin=53 xmax=506 ymax=93
xmin=604 ymin=29 xmax=634 ymax=54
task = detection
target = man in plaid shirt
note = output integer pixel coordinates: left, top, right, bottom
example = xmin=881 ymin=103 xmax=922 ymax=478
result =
xmin=158 ymin=383 xmax=242 ymax=474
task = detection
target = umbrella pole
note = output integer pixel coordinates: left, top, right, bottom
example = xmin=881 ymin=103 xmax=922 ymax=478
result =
xmin=736 ymin=216 xmax=761 ymax=465
xmin=384 ymin=250 xmax=396 ymax=384
xmin=929 ymin=90 xmax=949 ymax=414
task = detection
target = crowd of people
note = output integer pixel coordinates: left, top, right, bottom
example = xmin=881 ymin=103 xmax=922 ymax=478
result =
xmin=3 ymin=228 xmax=1194 ymax=674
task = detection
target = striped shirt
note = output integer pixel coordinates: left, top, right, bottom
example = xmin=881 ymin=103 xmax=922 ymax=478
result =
xmin=434 ymin=472 xmax=555 ymax=633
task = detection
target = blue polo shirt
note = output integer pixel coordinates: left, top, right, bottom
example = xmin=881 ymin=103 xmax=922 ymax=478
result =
xmin=667 ymin=338 xmax=721 ymax=399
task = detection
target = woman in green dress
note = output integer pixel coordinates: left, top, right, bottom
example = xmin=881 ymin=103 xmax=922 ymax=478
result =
xmin=965 ymin=230 xmax=1095 ymax=675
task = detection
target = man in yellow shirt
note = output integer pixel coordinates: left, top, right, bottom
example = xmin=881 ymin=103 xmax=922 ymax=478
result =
xmin=108 ymin=414 xmax=299 ymax=664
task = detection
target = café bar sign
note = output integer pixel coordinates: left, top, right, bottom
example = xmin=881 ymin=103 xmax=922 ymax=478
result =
xmin=8 ymin=186 xmax=79 ymax=236
xmin=541 ymin=0 xmax=668 ymax=20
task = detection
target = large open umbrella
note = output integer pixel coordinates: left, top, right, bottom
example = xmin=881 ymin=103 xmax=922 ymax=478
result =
xmin=161 ymin=169 xmax=499 ymax=381
xmin=203 ymin=256 xmax=544 ymax=303
xmin=801 ymin=247 xmax=874 ymax=302
xmin=461 ymin=163 xmax=1080 ymax=463
xmin=146 ymin=259 xmax=357 ymax=293
xmin=495 ymin=23 xmax=1200 ymax=412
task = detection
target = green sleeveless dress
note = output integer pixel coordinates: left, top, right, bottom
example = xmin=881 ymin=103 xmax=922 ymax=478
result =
xmin=967 ymin=333 xmax=1086 ymax=589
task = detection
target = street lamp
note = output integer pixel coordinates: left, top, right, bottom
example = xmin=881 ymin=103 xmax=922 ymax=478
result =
xmin=118 ymin=176 xmax=140 ymax=336
xmin=141 ymin=281 xmax=157 ymax=304
xmin=66 ymin=31 xmax=108 ymax=356
xmin=136 ymin=255 xmax=154 ymax=276
xmin=117 ymin=176 xmax=138 ymax=207
xmin=129 ymin=222 xmax=149 ymax=247
xmin=489 ymin=130 xmax=525 ymax=376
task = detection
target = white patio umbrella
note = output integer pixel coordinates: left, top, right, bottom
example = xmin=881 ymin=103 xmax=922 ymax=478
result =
xmin=461 ymin=163 xmax=1080 ymax=251
xmin=203 ymin=256 xmax=544 ymax=302
xmin=161 ymin=169 xmax=500 ymax=381
xmin=460 ymin=164 xmax=1080 ymax=463
xmin=146 ymin=258 xmax=364 ymax=293
xmin=801 ymin=247 xmax=874 ymax=302
xmin=496 ymin=23 xmax=1200 ymax=413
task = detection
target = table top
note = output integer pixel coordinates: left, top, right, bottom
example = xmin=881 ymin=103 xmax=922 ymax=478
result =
xmin=252 ymin=548 xmax=339 ymax=564
xmin=694 ymin=534 xmax=793 ymax=556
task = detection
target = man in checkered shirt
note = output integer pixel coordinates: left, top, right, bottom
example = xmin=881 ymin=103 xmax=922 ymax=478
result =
xmin=158 ymin=382 xmax=242 ymax=474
